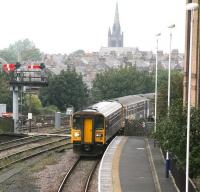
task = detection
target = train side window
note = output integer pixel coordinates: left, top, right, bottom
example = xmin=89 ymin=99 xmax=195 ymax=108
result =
xmin=95 ymin=116 xmax=104 ymax=130
xmin=73 ymin=116 xmax=82 ymax=129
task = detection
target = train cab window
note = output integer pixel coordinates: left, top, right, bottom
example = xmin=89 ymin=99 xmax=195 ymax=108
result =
xmin=95 ymin=116 xmax=104 ymax=130
xmin=73 ymin=116 xmax=82 ymax=129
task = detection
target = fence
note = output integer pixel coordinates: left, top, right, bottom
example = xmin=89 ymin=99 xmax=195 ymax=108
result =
xmin=169 ymin=156 xmax=199 ymax=192
xmin=124 ymin=119 xmax=154 ymax=136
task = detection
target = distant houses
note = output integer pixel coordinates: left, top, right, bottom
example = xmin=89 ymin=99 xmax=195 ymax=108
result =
xmin=43 ymin=48 xmax=184 ymax=89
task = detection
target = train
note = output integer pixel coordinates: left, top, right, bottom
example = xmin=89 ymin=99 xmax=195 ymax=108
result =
xmin=71 ymin=93 xmax=154 ymax=156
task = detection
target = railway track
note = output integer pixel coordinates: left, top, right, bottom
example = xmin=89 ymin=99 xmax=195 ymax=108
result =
xmin=0 ymin=137 xmax=71 ymax=171
xmin=20 ymin=123 xmax=70 ymax=132
xmin=0 ymin=134 xmax=24 ymax=143
xmin=0 ymin=135 xmax=47 ymax=152
xmin=0 ymin=128 xmax=69 ymax=151
xmin=57 ymin=157 xmax=100 ymax=192
xmin=0 ymin=130 xmax=71 ymax=170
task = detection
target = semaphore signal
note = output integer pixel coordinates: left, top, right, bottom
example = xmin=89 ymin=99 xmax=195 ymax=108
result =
xmin=1 ymin=63 xmax=46 ymax=72
xmin=27 ymin=63 xmax=45 ymax=70
xmin=27 ymin=65 xmax=41 ymax=69
xmin=2 ymin=63 xmax=16 ymax=72
xmin=7 ymin=62 xmax=48 ymax=133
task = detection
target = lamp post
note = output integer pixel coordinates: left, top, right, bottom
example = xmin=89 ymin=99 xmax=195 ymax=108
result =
xmin=167 ymin=24 xmax=175 ymax=116
xmin=154 ymin=33 xmax=161 ymax=133
xmin=185 ymin=3 xmax=199 ymax=192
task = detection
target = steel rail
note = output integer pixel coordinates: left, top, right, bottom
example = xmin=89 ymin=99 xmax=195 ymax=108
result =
xmin=0 ymin=128 xmax=68 ymax=148
xmin=57 ymin=157 xmax=81 ymax=192
xmin=0 ymin=134 xmax=69 ymax=152
xmin=0 ymin=142 xmax=72 ymax=171
xmin=0 ymin=136 xmax=34 ymax=146
xmin=0 ymin=136 xmax=47 ymax=152
xmin=84 ymin=159 xmax=100 ymax=192
xmin=0 ymin=138 xmax=68 ymax=168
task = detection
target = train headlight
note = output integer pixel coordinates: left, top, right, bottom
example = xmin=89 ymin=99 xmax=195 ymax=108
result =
xmin=96 ymin=133 xmax=103 ymax=137
xmin=74 ymin=132 xmax=80 ymax=137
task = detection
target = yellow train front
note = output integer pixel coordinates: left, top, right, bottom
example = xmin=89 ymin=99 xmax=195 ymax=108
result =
xmin=71 ymin=101 xmax=123 ymax=156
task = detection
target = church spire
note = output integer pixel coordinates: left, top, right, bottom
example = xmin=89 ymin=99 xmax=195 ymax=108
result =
xmin=108 ymin=27 xmax=111 ymax=36
xmin=114 ymin=2 xmax=120 ymax=25
xmin=108 ymin=2 xmax=123 ymax=47
xmin=113 ymin=2 xmax=121 ymax=34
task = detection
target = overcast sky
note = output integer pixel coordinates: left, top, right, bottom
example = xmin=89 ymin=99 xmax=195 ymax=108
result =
xmin=0 ymin=0 xmax=186 ymax=54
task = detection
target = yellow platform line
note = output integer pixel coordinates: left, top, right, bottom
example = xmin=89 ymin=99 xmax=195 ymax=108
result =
xmin=112 ymin=136 xmax=128 ymax=192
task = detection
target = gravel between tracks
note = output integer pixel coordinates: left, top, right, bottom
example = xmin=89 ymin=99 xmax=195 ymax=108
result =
xmin=0 ymin=147 xmax=99 ymax=192
xmin=33 ymin=149 xmax=79 ymax=192
xmin=88 ymin=163 xmax=99 ymax=192
xmin=0 ymin=148 xmax=78 ymax=192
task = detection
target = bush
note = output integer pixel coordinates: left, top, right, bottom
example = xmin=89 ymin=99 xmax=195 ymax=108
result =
xmin=155 ymin=99 xmax=200 ymax=178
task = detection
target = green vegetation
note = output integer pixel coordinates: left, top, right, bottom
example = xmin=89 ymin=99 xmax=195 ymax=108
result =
xmin=0 ymin=39 xmax=42 ymax=63
xmin=39 ymin=70 xmax=88 ymax=111
xmin=152 ymin=69 xmax=199 ymax=180
xmin=91 ymin=66 xmax=154 ymax=102
xmin=157 ymin=70 xmax=183 ymax=116
xmin=39 ymin=105 xmax=59 ymax=115
xmin=0 ymin=73 xmax=12 ymax=111
xmin=0 ymin=38 xmax=42 ymax=113
xmin=24 ymin=94 xmax=42 ymax=115
xmin=155 ymin=100 xmax=200 ymax=178
xmin=0 ymin=118 xmax=14 ymax=133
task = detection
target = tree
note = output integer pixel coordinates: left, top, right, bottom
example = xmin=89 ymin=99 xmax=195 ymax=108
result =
xmin=0 ymin=39 xmax=42 ymax=63
xmin=155 ymin=100 xmax=200 ymax=178
xmin=39 ymin=70 xmax=88 ymax=111
xmin=157 ymin=70 xmax=183 ymax=117
xmin=91 ymin=66 xmax=154 ymax=102
xmin=0 ymin=73 xmax=12 ymax=111
xmin=0 ymin=49 xmax=16 ymax=63
xmin=24 ymin=94 xmax=42 ymax=115
xmin=39 ymin=105 xmax=59 ymax=115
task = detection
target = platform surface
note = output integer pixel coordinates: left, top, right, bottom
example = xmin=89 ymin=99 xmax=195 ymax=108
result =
xmin=119 ymin=137 xmax=155 ymax=192
xmin=99 ymin=136 xmax=178 ymax=192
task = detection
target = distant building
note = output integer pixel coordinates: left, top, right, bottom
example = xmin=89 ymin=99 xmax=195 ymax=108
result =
xmin=42 ymin=2 xmax=184 ymax=90
xmin=183 ymin=0 xmax=200 ymax=107
xmin=99 ymin=47 xmax=138 ymax=57
xmin=108 ymin=3 xmax=123 ymax=47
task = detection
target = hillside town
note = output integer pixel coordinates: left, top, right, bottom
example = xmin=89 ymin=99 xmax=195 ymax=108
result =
xmin=44 ymin=48 xmax=184 ymax=88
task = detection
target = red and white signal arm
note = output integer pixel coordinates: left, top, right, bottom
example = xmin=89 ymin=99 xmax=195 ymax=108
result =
xmin=2 ymin=63 xmax=15 ymax=72
xmin=28 ymin=65 xmax=41 ymax=69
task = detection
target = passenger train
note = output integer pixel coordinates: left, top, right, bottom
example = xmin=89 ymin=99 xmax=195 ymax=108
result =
xmin=71 ymin=93 xmax=154 ymax=156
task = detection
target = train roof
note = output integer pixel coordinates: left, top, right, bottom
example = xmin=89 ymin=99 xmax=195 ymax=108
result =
xmin=115 ymin=95 xmax=148 ymax=106
xmin=83 ymin=101 xmax=122 ymax=117
xmin=139 ymin=93 xmax=155 ymax=100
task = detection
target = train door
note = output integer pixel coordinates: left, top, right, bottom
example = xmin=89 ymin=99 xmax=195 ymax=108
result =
xmin=84 ymin=118 xmax=93 ymax=143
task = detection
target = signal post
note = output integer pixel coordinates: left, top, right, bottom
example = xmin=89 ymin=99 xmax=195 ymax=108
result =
xmin=3 ymin=62 xmax=48 ymax=133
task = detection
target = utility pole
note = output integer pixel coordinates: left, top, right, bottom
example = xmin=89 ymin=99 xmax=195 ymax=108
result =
xmin=29 ymin=88 xmax=32 ymax=132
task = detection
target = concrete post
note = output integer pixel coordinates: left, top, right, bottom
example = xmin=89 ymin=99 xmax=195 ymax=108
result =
xmin=13 ymin=87 xmax=19 ymax=133
xmin=55 ymin=112 xmax=61 ymax=129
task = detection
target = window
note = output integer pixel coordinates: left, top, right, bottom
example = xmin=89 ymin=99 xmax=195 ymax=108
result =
xmin=73 ymin=115 xmax=82 ymax=129
xmin=95 ymin=116 xmax=104 ymax=130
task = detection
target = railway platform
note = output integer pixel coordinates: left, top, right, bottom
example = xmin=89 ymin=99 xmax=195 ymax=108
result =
xmin=99 ymin=136 xmax=179 ymax=192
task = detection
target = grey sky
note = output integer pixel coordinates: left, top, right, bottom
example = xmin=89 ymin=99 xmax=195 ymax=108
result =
xmin=0 ymin=0 xmax=186 ymax=54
